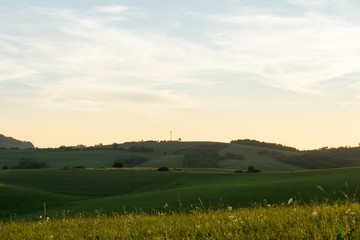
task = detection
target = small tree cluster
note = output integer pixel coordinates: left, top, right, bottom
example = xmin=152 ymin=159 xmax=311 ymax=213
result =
xmin=247 ymin=165 xmax=261 ymax=173
xmin=113 ymin=161 xmax=124 ymax=169
xmin=157 ymin=167 xmax=169 ymax=171
xmin=12 ymin=158 xmax=49 ymax=169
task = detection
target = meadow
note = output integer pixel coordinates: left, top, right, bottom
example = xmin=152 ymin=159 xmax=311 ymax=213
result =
xmin=0 ymin=167 xmax=359 ymax=220
xmin=0 ymin=202 xmax=359 ymax=239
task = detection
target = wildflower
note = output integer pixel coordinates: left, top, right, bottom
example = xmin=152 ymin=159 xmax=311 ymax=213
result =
xmin=287 ymin=198 xmax=293 ymax=205
xmin=346 ymin=209 xmax=356 ymax=215
xmin=312 ymin=211 xmax=318 ymax=217
xmin=46 ymin=217 xmax=50 ymax=222
xmin=227 ymin=206 xmax=233 ymax=211
xmin=39 ymin=215 xmax=43 ymax=219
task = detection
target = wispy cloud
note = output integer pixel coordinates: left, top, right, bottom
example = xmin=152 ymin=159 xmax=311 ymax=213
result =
xmin=0 ymin=7 xmax=210 ymax=112
xmin=206 ymin=8 xmax=360 ymax=94
xmin=1 ymin=3 xmax=360 ymax=114
xmin=95 ymin=5 xmax=129 ymax=14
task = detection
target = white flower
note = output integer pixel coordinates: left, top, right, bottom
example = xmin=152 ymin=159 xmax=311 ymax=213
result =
xmin=228 ymin=206 xmax=233 ymax=211
xmin=312 ymin=211 xmax=318 ymax=217
xmin=287 ymin=198 xmax=293 ymax=205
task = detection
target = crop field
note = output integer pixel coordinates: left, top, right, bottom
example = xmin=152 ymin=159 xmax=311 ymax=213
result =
xmin=0 ymin=167 xmax=359 ymax=220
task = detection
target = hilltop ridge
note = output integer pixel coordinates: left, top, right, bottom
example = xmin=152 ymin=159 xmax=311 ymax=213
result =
xmin=0 ymin=134 xmax=35 ymax=149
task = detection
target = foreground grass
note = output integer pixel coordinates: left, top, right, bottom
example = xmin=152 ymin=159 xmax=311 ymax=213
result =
xmin=1 ymin=202 xmax=359 ymax=239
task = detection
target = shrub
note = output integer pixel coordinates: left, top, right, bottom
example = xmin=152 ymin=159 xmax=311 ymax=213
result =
xmin=113 ymin=161 xmax=124 ymax=169
xmin=247 ymin=165 xmax=261 ymax=173
xmin=157 ymin=167 xmax=169 ymax=171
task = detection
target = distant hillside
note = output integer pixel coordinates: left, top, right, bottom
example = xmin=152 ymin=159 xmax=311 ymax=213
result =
xmin=1 ymin=139 xmax=360 ymax=171
xmin=231 ymin=139 xmax=299 ymax=152
xmin=0 ymin=134 xmax=34 ymax=149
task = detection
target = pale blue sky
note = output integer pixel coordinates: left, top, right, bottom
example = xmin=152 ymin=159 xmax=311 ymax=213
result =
xmin=1 ymin=0 xmax=360 ymax=149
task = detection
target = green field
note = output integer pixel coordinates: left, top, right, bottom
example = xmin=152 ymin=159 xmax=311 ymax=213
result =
xmin=1 ymin=167 xmax=359 ymax=220
xmin=0 ymin=141 xmax=303 ymax=171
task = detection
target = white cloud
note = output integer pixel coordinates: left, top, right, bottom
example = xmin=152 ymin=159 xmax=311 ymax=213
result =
xmin=289 ymin=0 xmax=338 ymax=6
xmin=206 ymin=10 xmax=360 ymax=94
xmin=95 ymin=5 xmax=129 ymax=14
xmin=2 ymin=4 xmax=360 ymax=113
xmin=0 ymin=7 xmax=210 ymax=112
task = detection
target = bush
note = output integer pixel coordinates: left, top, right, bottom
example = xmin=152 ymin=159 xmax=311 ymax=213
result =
xmin=2 ymin=165 xmax=9 ymax=170
xmin=247 ymin=165 xmax=261 ymax=173
xmin=157 ymin=167 xmax=169 ymax=171
xmin=113 ymin=161 xmax=124 ymax=169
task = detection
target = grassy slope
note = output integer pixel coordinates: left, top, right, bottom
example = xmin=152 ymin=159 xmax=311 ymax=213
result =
xmin=219 ymin=143 xmax=302 ymax=171
xmin=0 ymin=141 xmax=303 ymax=171
xmin=1 ymin=203 xmax=359 ymax=240
xmin=0 ymin=183 xmax=80 ymax=218
xmin=0 ymin=167 xmax=359 ymax=219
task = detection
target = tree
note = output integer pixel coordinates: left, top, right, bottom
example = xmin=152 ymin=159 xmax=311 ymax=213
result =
xmin=157 ymin=166 xmax=169 ymax=171
xmin=248 ymin=165 xmax=255 ymax=173
xmin=247 ymin=165 xmax=261 ymax=173
xmin=113 ymin=161 xmax=124 ymax=169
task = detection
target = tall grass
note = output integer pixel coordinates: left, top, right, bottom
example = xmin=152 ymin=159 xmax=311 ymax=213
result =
xmin=1 ymin=201 xmax=359 ymax=239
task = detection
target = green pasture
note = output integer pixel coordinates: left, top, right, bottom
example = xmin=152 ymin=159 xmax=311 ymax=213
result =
xmin=0 ymin=167 xmax=359 ymax=219
xmin=0 ymin=141 xmax=303 ymax=171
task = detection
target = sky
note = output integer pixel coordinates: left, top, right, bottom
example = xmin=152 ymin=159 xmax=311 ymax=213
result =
xmin=1 ymin=0 xmax=360 ymax=150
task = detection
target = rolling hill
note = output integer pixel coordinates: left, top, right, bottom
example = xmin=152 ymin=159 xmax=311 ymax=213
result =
xmin=0 ymin=167 xmax=359 ymax=219
xmin=1 ymin=139 xmax=360 ymax=171
xmin=1 ymin=139 xmax=360 ymax=220
xmin=0 ymin=134 xmax=34 ymax=149
xmin=0 ymin=141 xmax=303 ymax=171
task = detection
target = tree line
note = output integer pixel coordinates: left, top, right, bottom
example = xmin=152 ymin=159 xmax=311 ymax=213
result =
xmin=231 ymin=139 xmax=298 ymax=152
